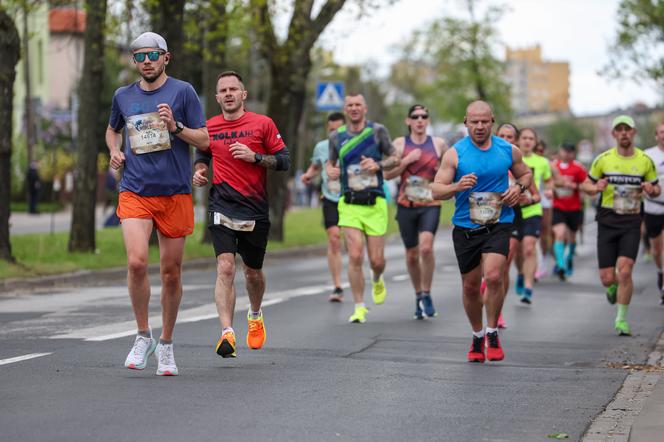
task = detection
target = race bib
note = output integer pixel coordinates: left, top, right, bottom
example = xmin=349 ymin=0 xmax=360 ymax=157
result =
xmin=213 ymin=212 xmax=255 ymax=232
xmin=404 ymin=175 xmax=433 ymax=203
xmin=126 ymin=112 xmax=171 ymax=155
xmin=555 ymin=186 xmax=574 ymax=198
xmin=326 ymin=178 xmax=341 ymax=196
xmin=347 ymin=164 xmax=378 ymax=191
xmin=613 ymin=184 xmax=642 ymax=215
xmin=469 ymin=192 xmax=503 ymax=225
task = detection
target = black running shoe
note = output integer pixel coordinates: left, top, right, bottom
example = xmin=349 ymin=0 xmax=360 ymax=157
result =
xmin=658 ymin=272 xmax=663 ymax=292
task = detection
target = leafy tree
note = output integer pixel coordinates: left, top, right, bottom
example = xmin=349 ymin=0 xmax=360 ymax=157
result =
xmin=543 ymin=118 xmax=595 ymax=151
xmin=604 ymin=0 xmax=664 ymax=92
xmin=68 ymin=0 xmax=108 ymax=252
xmin=0 ymin=5 xmax=21 ymax=262
xmin=389 ymin=0 xmax=512 ymax=123
xmin=144 ymin=0 xmax=186 ymax=79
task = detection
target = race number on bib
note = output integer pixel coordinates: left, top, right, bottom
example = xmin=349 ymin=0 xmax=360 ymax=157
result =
xmin=327 ymin=178 xmax=341 ymax=196
xmin=404 ymin=176 xmax=433 ymax=203
xmin=469 ymin=192 xmax=503 ymax=225
xmin=613 ymin=184 xmax=642 ymax=215
xmin=213 ymin=212 xmax=256 ymax=232
xmin=126 ymin=112 xmax=171 ymax=155
xmin=347 ymin=165 xmax=378 ymax=191
xmin=555 ymin=186 xmax=574 ymax=198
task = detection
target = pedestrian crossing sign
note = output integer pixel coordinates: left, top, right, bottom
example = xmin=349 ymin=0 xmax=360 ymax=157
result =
xmin=316 ymin=82 xmax=345 ymax=111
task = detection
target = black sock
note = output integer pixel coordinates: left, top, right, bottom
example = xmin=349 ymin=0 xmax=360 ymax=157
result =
xmin=159 ymin=339 xmax=172 ymax=345
xmin=138 ymin=330 xmax=151 ymax=338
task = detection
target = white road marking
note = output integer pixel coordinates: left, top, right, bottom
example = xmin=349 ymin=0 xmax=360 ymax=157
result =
xmin=0 ymin=353 xmax=52 ymax=366
xmin=391 ymin=274 xmax=409 ymax=282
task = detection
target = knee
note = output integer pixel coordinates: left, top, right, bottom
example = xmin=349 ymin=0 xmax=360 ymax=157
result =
xmin=370 ymin=255 xmax=385 ymax=271
xmin=216 ymin=258 xmax=236 ymax=281
xmin=244 ymin=267 xmax=264 ymax=285
xmin=463 ymin=279 xmax=481 ymax=296
xmin=524 ymin=242 xmax=536 ymax=257
xmin=348 ymin=247 xmax=363 ymax=266
xmin=484 ymin=269 xmax=503 ymax=287
xmin=328 ymin=234 xmax=342 ymax=254
xmin=599 ymin=270 xmax=615 ymax=286
xmin=406 ymin=249 xmax=419 ymax=266
xmin=420 ymin=243 xmax=434 ymax=259
xmin=127 ymin=256 xmax=148 ymax=277
xmin=161 ymin=263 xmax=182 ymax=287
xmin=617 ymin=266 xmax=633 ymax=283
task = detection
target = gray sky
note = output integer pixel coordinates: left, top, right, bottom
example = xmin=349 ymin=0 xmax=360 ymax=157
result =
xmin=317 ymin=0 xmax=658 ymax=116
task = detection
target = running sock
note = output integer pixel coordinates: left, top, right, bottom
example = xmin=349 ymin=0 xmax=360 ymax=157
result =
xmin=250 ymin=310 xmax=261 ymax=319
xmin=524 ymin=288 xmax=533 ymax=298
xmin=472 ymin=329 xmax=485 ymax=338
xmin=138 ymin=330 xmax=151 ymax=338
xmin=159 ymin=338 xmax=172 ymax=345
xmin=486 ymin=327 xmax=498 ymax=335
xmin=333 ymin=287 xmax=343 ymax=294
xmin=568 ymin=242 xmax=576 ymax=257
xmin=222 ymin=327 xmax=234 ymax=336
xmin=355 ymin=302 xmax=366 ymax=309
xmin=415 ymin=292 xmax=423 ymax=299
xmin=616 ymin=304 xmax=629 ymax=322
xmin=553 ymin=241 xmax=566 ymax=269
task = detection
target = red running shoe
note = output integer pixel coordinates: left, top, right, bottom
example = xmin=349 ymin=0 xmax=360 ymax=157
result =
xmin=485 ymin=331 xmax=504 ymax=361
xmin=467 ymin=335 xmax=485 ymax=363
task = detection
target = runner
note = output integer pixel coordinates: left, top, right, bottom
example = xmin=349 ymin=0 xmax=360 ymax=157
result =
xmin=536 ymin=140 xmax=554 ymax=279
xmin=643 ymin=121 xmax=664 ymax=304
xmin=383 ymin=104 xmax=447 ymax=319
xmin=432 ymin=101 xmax=532 ymax=362
xmin=107 ymin=32 xmax=209 ymax=375
xmin=551 ymin=141 xmax=588 ymax=280
xmin=326 ymin=93 xmax=400 ymax=324
xmin=517 ymin=128 xmax=553 ymax=304
xmin=301 ymin=112 xmax=346 ymax=302
xmin=581 ymin=115 xmax=660 ymax=335
xmin=193 ymin=71 xmax=290 ymax=357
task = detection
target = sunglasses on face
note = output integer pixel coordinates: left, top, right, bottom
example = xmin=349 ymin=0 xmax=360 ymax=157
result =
xmin=409 ymin=114 xmax=429 ymax=120
xmin=133 ymin=51 xmax=164 ymax=63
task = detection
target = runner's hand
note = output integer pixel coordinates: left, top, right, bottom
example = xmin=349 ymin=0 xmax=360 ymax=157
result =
xmin=642 ymin=181 xmax=655 ymax=196
xmin=229 ymin=142 xmax=256 ymax=163
xmin=596 ymin=178 xmax=608 ymax=192
xmin=157 ymin=103 xmax=176 ymax=132
xmin=455 ymin=173 xmax=477 ymax=192
xmin=192 ymin=166 xmax=208 ymax=186
xmin=109 ymin=149 xmax=125 ymax=170
xmin=301 ymin=173 xmax=312 ymax=185
xmin=544 ymin=189 xmax=554 ymax=199
xmin=327 ymin=163 xmax=340 ymax=180
xmin=404 ymin=149 xmax=421 ymax=164
xmin=501 ymin=183 xmax=521 ymax=207
xmin=360 ymin=155 xmax=380 ymax=173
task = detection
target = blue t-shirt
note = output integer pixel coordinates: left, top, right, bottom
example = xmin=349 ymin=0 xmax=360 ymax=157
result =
xmin=452 ymin=135 xmax=514 ymax=228
xmin=311 ymin=139 xmax=340 ymax=202
xmin=108 ymin=77 xmax=206 ymax=196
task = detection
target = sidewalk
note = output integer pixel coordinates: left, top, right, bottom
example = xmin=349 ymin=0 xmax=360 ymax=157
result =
xmin=628 ymin=332 xmax=664 ymax=442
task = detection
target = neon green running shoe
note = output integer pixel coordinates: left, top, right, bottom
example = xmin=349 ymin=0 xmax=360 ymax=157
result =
xmin=372 ymin=276 xmax=387 ymax=305
xmin=606 ymin=283 xmax=618 ymax=305
xmin=348 ymin=306 xmax=369 ymax=323
xmin=615 ymin=319 xmax=631 ymax=336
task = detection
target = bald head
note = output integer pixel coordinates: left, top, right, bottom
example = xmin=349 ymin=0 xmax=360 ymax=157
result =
xmin=464 ymin=100 xmax=494 ymax=147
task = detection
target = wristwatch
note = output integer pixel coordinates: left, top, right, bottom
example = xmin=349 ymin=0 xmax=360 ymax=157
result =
xmin=171 ymin=121 xmax=184 ymax=135
xmin=254 ymin=153 xmax=263 ymax=163
xmin=516 ymin=183 xmax=527 ymax=193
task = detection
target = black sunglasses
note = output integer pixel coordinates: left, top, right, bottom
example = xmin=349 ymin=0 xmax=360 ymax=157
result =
xmin=409 ymin=114 xmax=429 ymax=120
xmin=133 ymin=51 xmax=164 ymax=63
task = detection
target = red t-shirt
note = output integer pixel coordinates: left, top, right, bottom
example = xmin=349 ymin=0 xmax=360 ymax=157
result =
xmin=553 ymin=159 xmax=587 ymax=211
xmin=207 ymin=112 xmax=286 ymax=220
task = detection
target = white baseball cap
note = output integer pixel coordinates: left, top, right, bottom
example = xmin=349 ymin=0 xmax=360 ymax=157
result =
xmin=130 ymin=32 xmax=168 ymax=52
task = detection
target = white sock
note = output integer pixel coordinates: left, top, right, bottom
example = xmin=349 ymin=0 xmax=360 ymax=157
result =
xmin=472 ymin=329 xmax=485 ymax=338
xmin=222 ymin=327 xmax=234 ymax=336
xmin=486 ymin=327 xmax=498 ymax=334
xmin=355 ymin=302 xmax=366 ymax=309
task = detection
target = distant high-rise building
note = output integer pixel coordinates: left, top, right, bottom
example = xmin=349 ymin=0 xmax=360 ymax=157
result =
xmin=505 ymin=45 xmax=570 ymax=116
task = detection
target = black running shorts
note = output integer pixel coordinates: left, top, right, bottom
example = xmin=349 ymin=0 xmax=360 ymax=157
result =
xmin=396 ymin=205 xmax=441 ymax=249
xmin=552 ymin=209 xmax=584 ymax=232
xmin=644 ymin=213 xmax=664 ymax=239
xmin=322 ymin=197 xmax=340 ymax=230
xmin=452 ymin=223 xmax=511 ymax=274
xmin=209 ymin=219 xmax=270 ymax=269
xmin=522 ymin=215 xmax=542 ymax=238
xmin=597 ymin=223 xmax=640 ymax=268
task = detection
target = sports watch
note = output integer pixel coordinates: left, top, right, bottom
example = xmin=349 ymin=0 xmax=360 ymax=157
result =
xmin=254 ymin=153 xmax=263 ymax=163
xmin=171 ymin=121 xmax=184 ymax=135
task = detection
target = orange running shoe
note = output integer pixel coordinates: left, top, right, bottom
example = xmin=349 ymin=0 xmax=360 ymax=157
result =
xmin=247 ymin=310 xmax=266 ymax=349
xmin=216 ymin=330 xmax=237 ymax=358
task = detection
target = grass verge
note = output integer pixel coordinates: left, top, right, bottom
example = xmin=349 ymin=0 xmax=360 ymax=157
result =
xmin=1 ymin=201 xmax=454 ymax=280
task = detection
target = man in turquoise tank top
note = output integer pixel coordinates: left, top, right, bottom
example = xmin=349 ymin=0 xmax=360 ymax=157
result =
xmin=326 ymin=94 xmax=400 ymax=324
xmin=432 ymin=101 xmax=532 ymax=363
xmin=384 ymin=104 xmax=448 ymax=320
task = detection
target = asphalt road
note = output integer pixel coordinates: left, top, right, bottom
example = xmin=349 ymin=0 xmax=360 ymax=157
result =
xmin=1 ymin=221 xmax=663 ymax=442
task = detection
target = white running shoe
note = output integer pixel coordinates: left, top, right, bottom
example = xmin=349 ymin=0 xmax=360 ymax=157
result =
xmin=124 ymin=331 xmax=157 ymax=370
xmin=156 ymin=342 xmax=178 ymax=376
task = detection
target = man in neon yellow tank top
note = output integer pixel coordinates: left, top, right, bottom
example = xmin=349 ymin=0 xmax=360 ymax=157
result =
xmin=581 ymin=115 xmax=660 ymax=335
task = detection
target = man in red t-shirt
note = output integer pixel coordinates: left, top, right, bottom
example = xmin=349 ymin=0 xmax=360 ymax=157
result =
xmin=551 ymin=141 xmax=587 ymax=279
xmin=193 ymin=71 xmax=289 ymax=359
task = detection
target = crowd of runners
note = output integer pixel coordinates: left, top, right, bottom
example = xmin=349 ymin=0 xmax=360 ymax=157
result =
xmin=109 ymin=32 xmax=664 ymax=375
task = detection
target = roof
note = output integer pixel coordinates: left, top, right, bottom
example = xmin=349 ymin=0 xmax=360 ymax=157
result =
xmin=49 ymin=8 xmax=86 ymax=34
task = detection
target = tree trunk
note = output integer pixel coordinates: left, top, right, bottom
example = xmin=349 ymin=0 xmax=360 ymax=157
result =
xmin=265 ymin=54 xmax=310 ymax=241
xmin=68 ymin=0 xmax=107 ymax=252
xmin=146 ymin=0 xmax=186 ymax=79
xmin=0 ymin=7 xmax=21 ymax=262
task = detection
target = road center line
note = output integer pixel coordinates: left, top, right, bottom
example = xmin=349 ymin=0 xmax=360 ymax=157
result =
xmin=0 ymin=353 xmax=52 ymax=366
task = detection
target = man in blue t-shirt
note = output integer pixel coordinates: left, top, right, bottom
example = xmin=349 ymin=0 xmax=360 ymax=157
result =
xmin=106 ymin=32 xmax=209 ymax=376
xmin=301 ymin=112 xmax=346 ymax=302
xmin=432 ymin=101 xmax=532 ymax=364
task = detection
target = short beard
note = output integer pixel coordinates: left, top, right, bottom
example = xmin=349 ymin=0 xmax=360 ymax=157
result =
xmin=141 ymin=65 xmax=164 ymax=83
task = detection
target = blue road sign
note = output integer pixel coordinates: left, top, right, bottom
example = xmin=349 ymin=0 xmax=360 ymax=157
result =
xmin=315 ymin=82 xmax=345 ymax=111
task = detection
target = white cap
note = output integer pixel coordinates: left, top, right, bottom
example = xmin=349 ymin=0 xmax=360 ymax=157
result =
xmin=130 ymin=32 xmax=168 ymax=52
